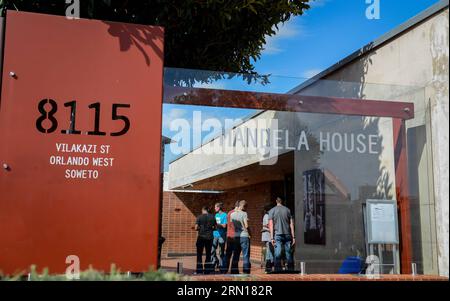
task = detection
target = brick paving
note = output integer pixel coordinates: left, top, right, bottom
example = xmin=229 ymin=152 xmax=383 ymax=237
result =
xmin=190 ymin=274 xmax=448 ymax=281
xmin=161 ymin=256 xmax=448 ymax=282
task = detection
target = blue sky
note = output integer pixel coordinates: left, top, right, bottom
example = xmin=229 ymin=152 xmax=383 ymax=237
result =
xmin=162 ymin=0 xmax=442 ymax=171
xmin=255 ymin=0 xmax=441 ymax=78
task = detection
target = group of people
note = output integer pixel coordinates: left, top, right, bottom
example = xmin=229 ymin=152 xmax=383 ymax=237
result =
xmin=195 ymin=197 xmax=296 ymax=275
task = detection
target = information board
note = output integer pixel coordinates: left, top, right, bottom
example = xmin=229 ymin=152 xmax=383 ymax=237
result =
xmin=366 ymin=200 xmax=399 ymax=244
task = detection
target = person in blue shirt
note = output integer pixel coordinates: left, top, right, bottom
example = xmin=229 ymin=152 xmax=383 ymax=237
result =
xmin=211 ymin=202 xmax=227 ymax=273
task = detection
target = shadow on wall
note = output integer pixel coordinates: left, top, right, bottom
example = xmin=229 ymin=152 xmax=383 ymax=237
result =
xmin=290 ymin=113 xmax=395 ymax=274
xmin=291 ymin=44 xmax=403 ymax=273
xmin=296 ymin=43 xmax=376 ymax=100
xmin=295 ymin=40 xmax=429 ymax=273
xmin=104 ymin=22 xmax=164 ymax=66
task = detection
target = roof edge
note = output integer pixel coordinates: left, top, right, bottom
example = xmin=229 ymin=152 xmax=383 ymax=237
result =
xmin=289 ymin=0 xmax=449 ymax=94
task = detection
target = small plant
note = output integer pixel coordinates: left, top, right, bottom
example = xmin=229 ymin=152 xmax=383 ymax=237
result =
xmin=0 ymin=264 xmax=188 ymax=281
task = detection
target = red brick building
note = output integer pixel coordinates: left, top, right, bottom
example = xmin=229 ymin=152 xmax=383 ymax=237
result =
xmin=161 ymin=180 xmax=294 ymax=263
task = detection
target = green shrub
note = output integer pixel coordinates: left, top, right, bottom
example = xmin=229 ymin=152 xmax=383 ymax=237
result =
xmin=0 ymin=264 xmax=188 ymax=281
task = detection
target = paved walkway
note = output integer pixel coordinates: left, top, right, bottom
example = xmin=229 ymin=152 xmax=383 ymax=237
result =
xmin=161 ymin=256 xmax=268 ymax=276
xmin=161 ymin=256 xmax=448 ymax=281
xmin=190 ymin=274 xmax=448 ymax=281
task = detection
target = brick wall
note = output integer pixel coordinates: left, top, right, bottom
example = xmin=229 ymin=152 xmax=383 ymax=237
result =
xmin=161 ymin=191 xmax=222 ymax=258
xmin=161 ymin=182 xmax=275 ymax=263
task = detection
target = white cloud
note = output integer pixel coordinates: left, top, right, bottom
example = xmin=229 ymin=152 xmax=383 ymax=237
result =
xmin=302 ymin=68 xmax=323 ymax=79
xmin=309 ymin=0 xmax=330 ymax=8
xmin=194 ymin=81 xmax=227 ymax=90
xmin=162 ymin=108 xmax=188 ymax=129
xmin=263 ymin=20 xmax=306 ymax=55
xmin=261 ymin=0 xmax=331 ymax=56
xmin=167 ymin=108 xmax=187 ymax=119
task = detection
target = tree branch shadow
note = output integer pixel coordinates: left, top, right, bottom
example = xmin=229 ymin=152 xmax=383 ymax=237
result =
xmin=105 ymin=21 xmax=164 ymax=67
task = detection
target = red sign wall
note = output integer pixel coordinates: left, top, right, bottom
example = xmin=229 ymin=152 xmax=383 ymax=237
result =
xmin=0 ymin=11 xmax=164 ymax=275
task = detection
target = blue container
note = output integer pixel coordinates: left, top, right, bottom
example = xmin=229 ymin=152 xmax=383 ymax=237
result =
xmin=338 ymin=256 xmax=364 ymax=274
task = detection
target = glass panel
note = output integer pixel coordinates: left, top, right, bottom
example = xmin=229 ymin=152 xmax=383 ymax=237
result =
xmin=161 ymin=68 xmax=438 ymax=276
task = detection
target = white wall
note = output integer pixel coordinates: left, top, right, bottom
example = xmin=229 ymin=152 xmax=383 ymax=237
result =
xmin=299 ymin=7 xmax=449 ymax=276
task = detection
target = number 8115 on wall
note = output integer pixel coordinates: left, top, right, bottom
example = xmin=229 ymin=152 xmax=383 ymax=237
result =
xmin=36 ymin=99 xmax=131 ymax=137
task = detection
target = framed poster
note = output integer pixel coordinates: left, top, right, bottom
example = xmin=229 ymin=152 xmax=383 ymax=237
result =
xmin=303 ymin=169 xmax=326 ymax=245
xmin=366 ymin=200 xmax=399 ymax=244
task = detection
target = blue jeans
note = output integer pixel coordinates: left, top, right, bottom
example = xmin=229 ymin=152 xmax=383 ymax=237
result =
xmin=240 ymin=237 xmax=251 ymax=274
xmin=230 ymin=237 xmax=251 ymax=274
xmin=211 ymin=236 xmax=226 ymax=273
xmin=265 ymin=241 xmax=274 ymax=263
xmin=274 ymin=234 xmax=294 ymax=272
xmin=264 ymin=241 xmax=275 ymax=272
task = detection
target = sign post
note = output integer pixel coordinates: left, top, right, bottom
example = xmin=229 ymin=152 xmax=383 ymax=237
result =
xmin=0 ymin=11 xmax=164 ymax=274
xmin=365 ymin=199 xmax=400 ymax=274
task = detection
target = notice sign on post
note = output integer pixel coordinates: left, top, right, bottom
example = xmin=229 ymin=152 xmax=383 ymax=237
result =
xmin=0 ymin=11 xmax=164 ymax=274
xmin=366 ymin=200 xmax=399 ymax=244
